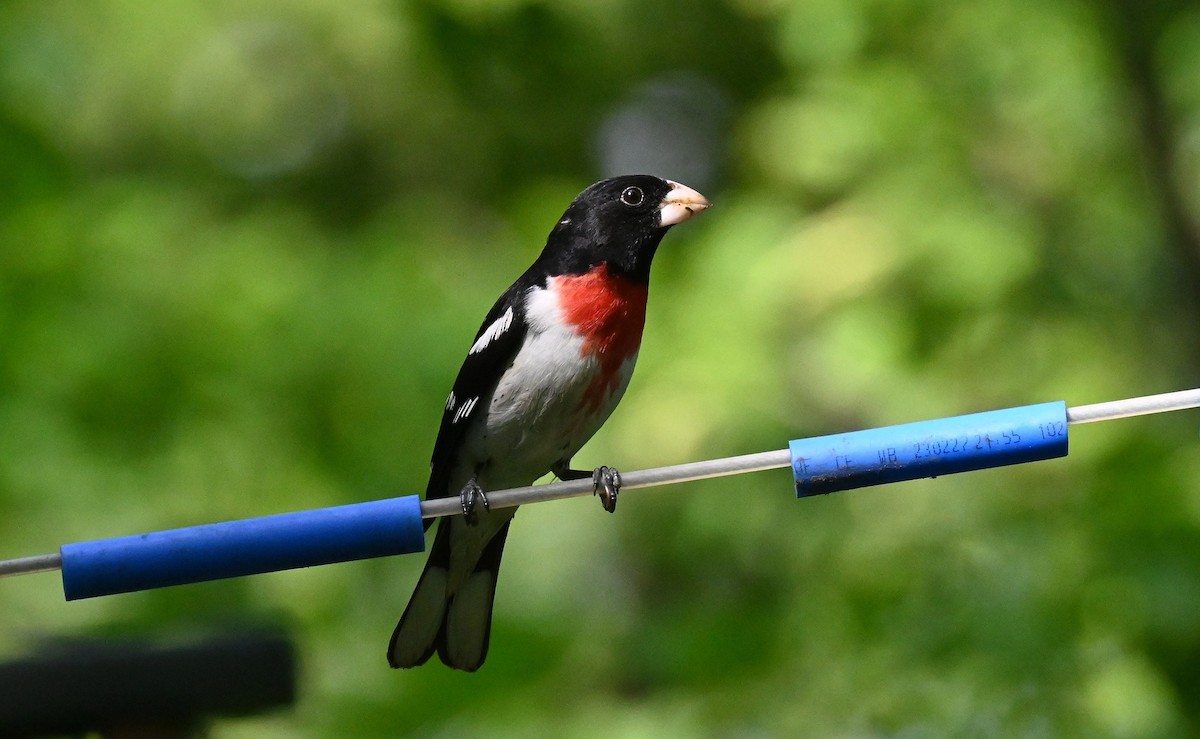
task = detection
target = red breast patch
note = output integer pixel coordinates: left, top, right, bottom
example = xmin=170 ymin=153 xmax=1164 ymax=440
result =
xmin=554 ymin=263 xmax=648 ymax=411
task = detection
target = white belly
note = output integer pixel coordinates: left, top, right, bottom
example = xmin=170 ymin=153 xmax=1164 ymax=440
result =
xmin=440 ymin=281 xmax=640 ymax=592
xmin=455 ymin=284 xmax=637 ymax=493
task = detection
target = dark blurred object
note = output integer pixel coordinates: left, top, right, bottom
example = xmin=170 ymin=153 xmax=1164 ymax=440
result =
xmin=597 ymin=72 xmax=730 ymax=193
xmin=0 ymin=631 xmax=296 ymax=738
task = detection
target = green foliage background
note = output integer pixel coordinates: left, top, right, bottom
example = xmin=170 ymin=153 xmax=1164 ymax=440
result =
xmin=2 ymin=0 xmax=1199 ymax=736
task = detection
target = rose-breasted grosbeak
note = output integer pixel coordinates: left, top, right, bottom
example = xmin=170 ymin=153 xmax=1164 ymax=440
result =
xmin=388 ymin=175 xmax=710 ymax=671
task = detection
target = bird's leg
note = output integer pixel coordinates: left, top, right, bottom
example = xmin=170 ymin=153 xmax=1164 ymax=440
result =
xmin=552 ymin=462 xmax=622 ymax=513
xmin=459 ymin=476 xmax=489 ymax=526
xmin=592 ymin=466 xmax=621 ymax=513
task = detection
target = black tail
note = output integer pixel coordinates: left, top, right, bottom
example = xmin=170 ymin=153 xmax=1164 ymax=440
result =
xmin=388 ymin=519 xmax=511 ymax=672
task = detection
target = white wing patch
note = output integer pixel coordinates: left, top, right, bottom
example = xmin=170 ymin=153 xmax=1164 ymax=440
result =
xmin=452 ymin=396 xmax=479 ymax=424
xmin=469 ymin=306 xmax=514 ymax=355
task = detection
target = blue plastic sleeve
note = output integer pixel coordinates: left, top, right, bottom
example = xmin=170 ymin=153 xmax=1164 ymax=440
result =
xmin=791 ymin=401 xmax=1069 ymax=497
xmin=60 ymin=495 xmax=426 ymax=600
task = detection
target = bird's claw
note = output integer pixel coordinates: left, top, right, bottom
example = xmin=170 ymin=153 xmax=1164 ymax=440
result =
xmin=460 ymin=480 xmax=489 ymax=525
xmin=592 ymin=466 xmax=621 ymax=513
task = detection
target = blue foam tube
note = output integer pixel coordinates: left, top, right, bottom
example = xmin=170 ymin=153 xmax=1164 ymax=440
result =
xmin=791 ymin=401 xmax=1069 ymax=496
xmin=60 ymin=495 xmax=426 ymax=600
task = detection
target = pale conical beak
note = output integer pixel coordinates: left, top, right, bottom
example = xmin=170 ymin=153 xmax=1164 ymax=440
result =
xmin=658 ymin=181 xmax=711 ymax=227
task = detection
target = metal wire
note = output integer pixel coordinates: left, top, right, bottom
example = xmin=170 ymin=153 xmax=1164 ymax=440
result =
xmin=0 ymin=553 xmax=63 ymax=578
xmin=2 ymin=388 xmax=1196 ymax=579
xmin=424 ymin=388 xmax=1200 ymax=517
xmin=418 ymin=449 xmax=793 ymax=519
xmin=1065 ymin=388 xmax=1200 ymax=424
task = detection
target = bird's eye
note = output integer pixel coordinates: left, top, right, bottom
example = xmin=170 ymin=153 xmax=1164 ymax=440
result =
xmin=620 ymin=186 xmax=645 ymax=207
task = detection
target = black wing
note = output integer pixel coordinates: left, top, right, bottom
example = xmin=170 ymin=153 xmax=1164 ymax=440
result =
xmin=426 ymin=282 xmax=531 ymax=503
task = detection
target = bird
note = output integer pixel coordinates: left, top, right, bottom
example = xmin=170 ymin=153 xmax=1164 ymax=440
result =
xmin=387 ymin=175 xmax=710 ymax=671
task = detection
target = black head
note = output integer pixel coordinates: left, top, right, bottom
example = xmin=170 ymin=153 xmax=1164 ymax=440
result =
xmin=535 ymin=175 xmax=710 ymax=283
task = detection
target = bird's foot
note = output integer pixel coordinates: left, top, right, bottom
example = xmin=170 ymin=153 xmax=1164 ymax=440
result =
xmin=592 ymin=466 xmax=621 ymax=513
xmin=552 ymin=463 xmax=622 ymax=513
xmin=459 ymin=479 xmax=489 ymax=525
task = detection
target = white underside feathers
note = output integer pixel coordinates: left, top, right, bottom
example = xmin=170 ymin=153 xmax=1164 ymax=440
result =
xmin=397 ymin=280 xmax=641 ymax=670
xmin=466 ymin=284 xmax=635 ymax=482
